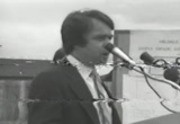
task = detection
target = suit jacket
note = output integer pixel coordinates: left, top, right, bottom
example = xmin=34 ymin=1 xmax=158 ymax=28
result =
xmin=27 ymin=59 xmax=121 ymax=124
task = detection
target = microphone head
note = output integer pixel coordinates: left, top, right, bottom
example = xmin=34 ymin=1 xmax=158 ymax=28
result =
xmin=163 ymin=67 xmax=180 ymax=82
xmin=103 ymin=43 xmax=115 ymax=52
xmin=140 ymin=52 xmax=155 ymax=65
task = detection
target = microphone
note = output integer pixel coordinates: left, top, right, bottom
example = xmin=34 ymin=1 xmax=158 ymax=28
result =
xmin=163 ymin=67 xmax=180 ymax=85
xmin=140 ymin=52 xmax=180 ymax=85
xmin=140 ymin=52 xmax=172 ymax=69
xmin=104 ymin=43 xmax=136 ymax=66
xmin=140 ymin=52 xmax=155 ymax=65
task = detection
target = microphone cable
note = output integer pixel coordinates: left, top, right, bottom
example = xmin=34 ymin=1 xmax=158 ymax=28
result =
xmin=132 ymin=65 xmax=179 ymax=114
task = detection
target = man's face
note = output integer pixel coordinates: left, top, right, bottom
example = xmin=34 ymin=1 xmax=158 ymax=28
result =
xmin=75 ymin=18 xmax=113 ymax=66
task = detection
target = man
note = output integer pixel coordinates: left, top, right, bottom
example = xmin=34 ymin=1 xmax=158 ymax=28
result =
xmin=28 ymin=9 xmax=121 ymax=124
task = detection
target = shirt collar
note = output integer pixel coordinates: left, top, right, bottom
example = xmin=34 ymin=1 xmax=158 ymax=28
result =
xmin=67 ymin=55 xmax=93 ymax=78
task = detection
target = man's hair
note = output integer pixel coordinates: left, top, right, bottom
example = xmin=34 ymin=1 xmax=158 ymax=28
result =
xmin=61 ymin=9 xmax=114 ymax=54
xmin=53 ymin=48 xmax=65 ymax=64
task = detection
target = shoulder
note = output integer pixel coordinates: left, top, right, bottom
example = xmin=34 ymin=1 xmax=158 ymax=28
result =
xmin=31 ymin=63 xmax=76 ymax=86
xmin=32 ymin=64 xmax=66 ymax=82
xmin=29 ymin=64 xmax=71 ymax=99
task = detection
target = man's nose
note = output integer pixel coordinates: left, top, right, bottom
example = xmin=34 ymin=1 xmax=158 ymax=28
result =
xmin=103 ymin=42 xmax=111 ymax=52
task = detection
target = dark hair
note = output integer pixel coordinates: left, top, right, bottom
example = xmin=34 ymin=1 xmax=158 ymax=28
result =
xmin=53 ymin=48 xmax=65 ymax=64
xmin=61 ymin=9 xmax=114 ymax=54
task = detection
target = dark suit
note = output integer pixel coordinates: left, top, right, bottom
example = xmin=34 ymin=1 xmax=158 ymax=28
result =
xmin=28 ymin=60 xmax=121 ymax=124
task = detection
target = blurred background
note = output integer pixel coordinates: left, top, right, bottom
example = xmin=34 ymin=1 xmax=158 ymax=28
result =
xmin=1 ymin=0 xmax=180 ymax=60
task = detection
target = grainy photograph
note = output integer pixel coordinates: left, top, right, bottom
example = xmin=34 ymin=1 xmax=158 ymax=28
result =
xmin=0 ymin=0 xmax=180 ymax=124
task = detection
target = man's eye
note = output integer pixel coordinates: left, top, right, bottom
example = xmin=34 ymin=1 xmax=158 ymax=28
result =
xmin=96 ymin=36 xmax=111 ymax=41
xmin=108 ymin=36 xmax=113 ymax=40
xmin=98 ymin=36 xmax=106 ymax=41
xmin=94 ymin=35 xmax=113 ymax=41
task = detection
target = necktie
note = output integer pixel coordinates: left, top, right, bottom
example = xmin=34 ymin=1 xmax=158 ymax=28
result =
xmin=90 ymin=69 xmax=112 ymax=124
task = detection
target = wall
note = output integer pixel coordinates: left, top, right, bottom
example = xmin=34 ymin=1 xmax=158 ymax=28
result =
xmin=0 ymin=59 xmax=53 ymax=124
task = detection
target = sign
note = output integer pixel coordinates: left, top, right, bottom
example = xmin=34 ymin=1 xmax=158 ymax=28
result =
xmin=129 ymin=30 xmax=180 ymax=62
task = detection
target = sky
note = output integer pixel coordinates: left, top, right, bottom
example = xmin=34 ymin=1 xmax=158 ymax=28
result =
xmin=1 ymin=0 xmax=180 ymax=60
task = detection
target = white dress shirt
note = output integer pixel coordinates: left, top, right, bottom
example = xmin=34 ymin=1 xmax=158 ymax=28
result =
xmin=67 ymin=55 xmax=112 ymax=124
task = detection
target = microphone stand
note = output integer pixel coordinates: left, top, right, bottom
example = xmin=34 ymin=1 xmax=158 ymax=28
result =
xmin=106 ymin=61 xmax=180 ymax=90
xmin=132 ymin=66 xmax=180 ymax=91
xmin=106 ymin=61 xmax=180 ymax=113
xmin=124 ymin=63 xmax=180 ymax=113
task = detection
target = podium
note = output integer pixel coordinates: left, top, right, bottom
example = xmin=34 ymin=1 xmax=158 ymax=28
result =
xmin=133 ymin=114 xmax=180 ymax=124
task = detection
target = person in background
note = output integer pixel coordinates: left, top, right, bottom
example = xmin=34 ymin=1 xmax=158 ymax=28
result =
xmin=28 ymin=9 xmax=121 ymax=124
xmin=53 ymin=48 xmax=66 ymax=64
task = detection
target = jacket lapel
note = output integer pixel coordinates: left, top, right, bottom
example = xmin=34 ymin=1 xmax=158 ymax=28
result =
xmin=60 ymin=61 xmax=100 ymax=124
